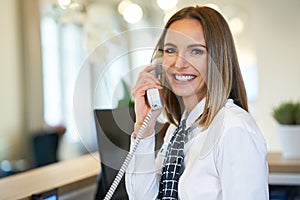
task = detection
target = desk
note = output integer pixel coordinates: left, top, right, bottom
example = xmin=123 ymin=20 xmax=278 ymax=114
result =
xmin=0 ymin=152 xmax=299 ymax=199
xmin=268 ymin=152 xmax=300 ymax=185
xmin=0 ymin=152 xmax=100 ymax=200
xmin=268 ymin=152 xmax=300 ymax=173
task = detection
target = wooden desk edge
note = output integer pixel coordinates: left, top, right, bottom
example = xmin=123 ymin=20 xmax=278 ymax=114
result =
xmin=17 ymin=174 xmax=98 ymax=200
xmin=1 ymin=152 xmax=299 ymax=199
xmin=0 ymin=152 xmax=101 ymax=200
xmin=268 ymin=152 xmax=300 ymax=173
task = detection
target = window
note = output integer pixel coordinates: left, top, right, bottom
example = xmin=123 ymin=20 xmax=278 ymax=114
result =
xmin=41 ymin=17 xmax=85 ymax=143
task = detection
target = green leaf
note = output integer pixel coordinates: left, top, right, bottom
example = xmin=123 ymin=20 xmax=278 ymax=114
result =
xmin=272 ymin=101 xmax=300 ymax=125
xmin=117 ymin=79 xmax=134 ymax=108
xmin=295 ymin=102 xmax=300 ymax=124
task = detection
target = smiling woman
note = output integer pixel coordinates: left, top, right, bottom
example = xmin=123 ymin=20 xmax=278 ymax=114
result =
xmin=126 ymin=6 xmax=269 ymax=200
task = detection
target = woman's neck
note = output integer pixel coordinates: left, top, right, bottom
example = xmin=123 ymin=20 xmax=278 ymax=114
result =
xmin=183 ymin=94 xmax=205 ymax=114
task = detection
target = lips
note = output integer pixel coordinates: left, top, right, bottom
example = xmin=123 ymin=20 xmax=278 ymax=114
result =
xmin=174 ymin=74 xmax=196 ymax=82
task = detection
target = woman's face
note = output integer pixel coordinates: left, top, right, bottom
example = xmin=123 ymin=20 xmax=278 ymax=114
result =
xmin=162 ymin=18 xmax=208 ymax=104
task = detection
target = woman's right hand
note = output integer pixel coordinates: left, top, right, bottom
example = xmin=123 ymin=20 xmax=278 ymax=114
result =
xmin=131 ymin=65 xmax=163 ymax=138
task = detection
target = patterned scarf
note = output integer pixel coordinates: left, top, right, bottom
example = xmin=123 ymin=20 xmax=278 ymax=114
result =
xmin=157 ymin=119 xmax=187 ymax=200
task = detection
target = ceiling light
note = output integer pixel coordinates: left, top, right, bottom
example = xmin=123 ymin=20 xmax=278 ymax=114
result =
xmin=123 ymin=3 xmax=143 ymax=24
xmin=157 ymin=0 xmax=177 ymax=11
xmin=57 ymin=0 xmax=71 ymax=7
xmin=118 ymin=0 xmax=132 ymax=15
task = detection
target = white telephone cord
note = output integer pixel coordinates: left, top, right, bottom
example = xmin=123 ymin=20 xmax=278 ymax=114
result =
xmin=103 ymin=111 xmax=153 ymax=200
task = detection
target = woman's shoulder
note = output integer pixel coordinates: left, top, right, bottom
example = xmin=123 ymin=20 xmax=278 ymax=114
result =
xmin=222 ymin=99 xmax=258 ymax=131
xmin=210 ymin=99 xmax=265 ymax=146
xmin=219 ymin=99 xmax=266 ymax=149
xmin=198 ymin=99 xmax=266 ymax=159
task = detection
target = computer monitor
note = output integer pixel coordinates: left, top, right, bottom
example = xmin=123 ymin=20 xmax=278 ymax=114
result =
xmin=31 ymin=189 xmax=58 ymax=200
xmin=94 ymin=107 xmax=167 ymax=200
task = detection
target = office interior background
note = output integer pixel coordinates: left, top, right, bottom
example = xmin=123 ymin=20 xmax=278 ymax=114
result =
xmin=0 ymin=0 xmax=300 ymax=176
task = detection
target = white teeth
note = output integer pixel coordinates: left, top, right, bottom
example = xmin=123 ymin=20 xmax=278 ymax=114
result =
xmin=175 ymin=75 xmax=195 ymax=82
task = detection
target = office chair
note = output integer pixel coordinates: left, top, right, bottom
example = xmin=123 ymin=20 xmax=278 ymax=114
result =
xmin=32 ymin=132 xmax=59 ymax=167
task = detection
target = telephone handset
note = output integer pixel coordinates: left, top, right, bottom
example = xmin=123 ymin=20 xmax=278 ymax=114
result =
xmin=103 ymin=64 xmax=163 ymax=200
xmin=147 ymin=64 xmax=163 ymax=110
xmin=147 ymin=88 xmax=162 ymax=110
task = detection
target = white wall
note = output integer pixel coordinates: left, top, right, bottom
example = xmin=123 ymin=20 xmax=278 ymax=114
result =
xmin=0 ymin=0 xmax=24 ymax=160
xmin=0 ymin=0 xmax=44 ymax=162
xmin=251 ymin=0 xmax=300 ymax=151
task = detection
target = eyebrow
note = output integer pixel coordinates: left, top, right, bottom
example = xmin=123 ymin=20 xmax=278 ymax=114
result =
xmin=164 ymin=43 xmax=207 ymax=49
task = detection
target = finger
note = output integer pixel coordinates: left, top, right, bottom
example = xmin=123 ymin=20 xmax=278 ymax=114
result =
xmin=132 ymin=84 xmax=161 ymax=98
xmin=137 ymin=71 xmax=161 ymax=85
xmin=132 ymin=83 xmax=163 ymax=97
xmin=143 ymin=65 xmax=156 ymax=73
xmin=135 ymin=73 xmax=161 ymax=86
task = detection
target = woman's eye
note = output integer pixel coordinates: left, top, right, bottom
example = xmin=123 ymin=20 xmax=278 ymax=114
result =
xmin=191 ymin=49 xmax=203 ymax=55
xmin=164 ymin=48 xmax=177 ymax=54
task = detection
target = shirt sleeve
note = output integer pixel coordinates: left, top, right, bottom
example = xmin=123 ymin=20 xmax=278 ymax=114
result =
xmin=125 ymin=124 xmax=176 ymax=200
xmin=125 ymin=133 xmax=159 ymax=200
xmin=216 ymin=126 xmax=269 ymax=200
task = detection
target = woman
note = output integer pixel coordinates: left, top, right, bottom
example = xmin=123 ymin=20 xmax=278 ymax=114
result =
xmin=125 ymin=5 xmax=269 ymax=200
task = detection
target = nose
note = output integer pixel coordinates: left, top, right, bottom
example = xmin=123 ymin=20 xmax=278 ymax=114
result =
xmin=175 ymin=53 xmax=189 ymax=70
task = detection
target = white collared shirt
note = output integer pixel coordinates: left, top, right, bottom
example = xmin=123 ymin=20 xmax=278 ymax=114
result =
xmin=125 ymin=99 xmax=269 ymax=200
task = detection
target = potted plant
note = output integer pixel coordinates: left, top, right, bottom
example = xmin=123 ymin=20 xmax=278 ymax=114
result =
xmin=273 ymin=101 xmax=300 ymax=158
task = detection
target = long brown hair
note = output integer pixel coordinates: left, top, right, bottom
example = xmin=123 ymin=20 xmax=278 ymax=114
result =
xmin=152 ymin=6 xmax=248 ymax=129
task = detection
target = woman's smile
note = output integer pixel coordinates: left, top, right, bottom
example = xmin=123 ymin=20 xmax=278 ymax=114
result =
xmin=174 ymin=74 xmax=196 ymax=82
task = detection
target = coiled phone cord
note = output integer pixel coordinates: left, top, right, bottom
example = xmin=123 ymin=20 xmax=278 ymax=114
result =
xmin=103 ymin=111 xmax=153 ymax=200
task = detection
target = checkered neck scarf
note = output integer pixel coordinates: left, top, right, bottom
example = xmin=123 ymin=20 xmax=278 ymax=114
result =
xmin=157 ymin=119 xmax=187 ymax=200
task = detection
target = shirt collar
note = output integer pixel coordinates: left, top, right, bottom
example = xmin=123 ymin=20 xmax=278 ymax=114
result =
xmin=182 ymin=98 xmax=206 ymax=128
